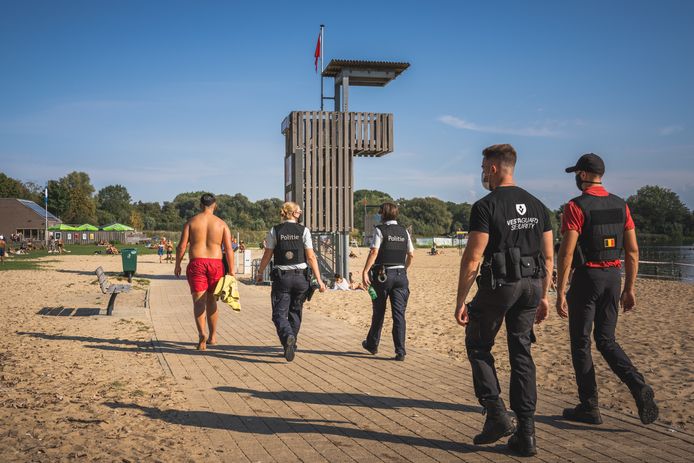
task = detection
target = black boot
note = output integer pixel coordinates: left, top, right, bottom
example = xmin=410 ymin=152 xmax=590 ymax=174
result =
xmin=473 ymin=398 xmax=516 ymax=445
xmin=562 ymin=398 xmax=602 ymax=424
xmin=508 ymin=416 xmax=537 ymax=457
xmin=633 ymin=385 xmax=658 ymax=425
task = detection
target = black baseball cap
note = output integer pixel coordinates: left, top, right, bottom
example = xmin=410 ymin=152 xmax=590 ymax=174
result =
xmin=565 ymin=153 xmax=605 ymax=175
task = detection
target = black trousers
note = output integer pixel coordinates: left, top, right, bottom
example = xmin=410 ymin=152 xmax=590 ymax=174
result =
xmin=271 ymin=270 xmax=309 ymax=347
xmin=567 ymin=266 xmax=646 ymax=403
xmin=466 ymin=277 xmax=541 ymax=418
xmin=365 ymin=268 xmax=409 ymax=356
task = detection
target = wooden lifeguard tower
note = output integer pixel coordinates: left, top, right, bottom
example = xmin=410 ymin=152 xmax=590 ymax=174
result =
xmin=282 ymin=59 xmax=409 ymax=277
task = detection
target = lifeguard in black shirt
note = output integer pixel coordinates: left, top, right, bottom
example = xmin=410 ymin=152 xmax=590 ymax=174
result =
xmin=361 ymin=202 xmax=415 ymax=361
xmin=256 ymin=202 xmax=326 ymax=362
xmin=454 ymin=144 xmax=553 ymax=457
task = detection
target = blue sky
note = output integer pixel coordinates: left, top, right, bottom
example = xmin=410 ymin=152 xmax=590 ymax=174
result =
xmin=1 ymin=0 xmax=693 ymax=209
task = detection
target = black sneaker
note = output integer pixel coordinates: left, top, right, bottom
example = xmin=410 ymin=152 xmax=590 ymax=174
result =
xmin=284 ymin=335 xmax=296 ymax=362
xmin=362 ymin=340 xmax=377 ymax=355
xmin=635 ymin=386 xmax=658 ymax=425
xmin=393 ymin=353 xmax=405 ymax=361
xmin=562 ymin=402 xmax=603 ymax=424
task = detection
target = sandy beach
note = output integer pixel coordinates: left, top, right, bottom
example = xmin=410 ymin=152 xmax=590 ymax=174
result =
xmin=0 ymin=255 xmax=216 ymax=462
xmin=302 ymin=248 xmax=694 ymax=431
xmin=0 ymin=248 xmax=692 ymax=461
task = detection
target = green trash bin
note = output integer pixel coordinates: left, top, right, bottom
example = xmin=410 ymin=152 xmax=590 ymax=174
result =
xmin=121 ymin=248 xmax=138 ymax=282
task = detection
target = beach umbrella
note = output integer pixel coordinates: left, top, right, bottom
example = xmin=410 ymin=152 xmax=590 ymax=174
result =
xmin=48 ymin=224 xmax=79 ymax=231
xmin=76 ymin=223 xmax=99 ymax=231
xmin=101 ymin=223 xmax=135 ymax=231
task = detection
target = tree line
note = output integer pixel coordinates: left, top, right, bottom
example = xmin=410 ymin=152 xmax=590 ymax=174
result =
xmin=1 ymin=171 xmax=693 ymax=240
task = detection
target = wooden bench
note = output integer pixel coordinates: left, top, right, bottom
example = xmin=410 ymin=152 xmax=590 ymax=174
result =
xmin=95 ymin=267 xmax=132 ymax=316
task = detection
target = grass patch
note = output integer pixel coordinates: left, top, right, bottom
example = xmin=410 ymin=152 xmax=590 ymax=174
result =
xmin=109 ymin=380 xmax=127 ymax=389
xmin=62 ymin=244 xmax=158 ymax=256
xmin=0 ymin=244 xmax=156 ymax=270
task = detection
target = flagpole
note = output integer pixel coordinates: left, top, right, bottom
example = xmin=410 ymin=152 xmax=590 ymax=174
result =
xmin=44 ymin=186 xmax=48 ymax=249
xmin=320 ymin=24 xmax=324 ymax=111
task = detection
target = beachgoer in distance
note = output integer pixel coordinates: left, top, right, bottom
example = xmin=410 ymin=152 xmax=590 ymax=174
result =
xmin=175 ymin=193 xmax=235 ymax=351
xmin=256 ymin=202 xmax=326 ymax=362
xmin=556 ymin=153 xmax=658 ymax=426
xmin=454 ymin=144 xmax=553 ymax=457
xmin=0 ymin=235 xmax=5 ymax=263
xmin=333 ymin=274 xmax=350 ymax=291
xmin=362 ymin=202 xmax=414 ymax=362
xmin=166 ymin=239 xmax=174 ymax=263
xmin=348 ymin=272 xmax=364 ymax=290
xmin=158 ymin=237 xmax=165 ymax=263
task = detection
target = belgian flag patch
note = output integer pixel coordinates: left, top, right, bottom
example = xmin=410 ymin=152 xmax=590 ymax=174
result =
xmin=603 ymin=237 xmax=616 ymax=248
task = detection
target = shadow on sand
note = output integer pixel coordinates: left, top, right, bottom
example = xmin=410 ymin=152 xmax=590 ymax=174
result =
xmin=37 ymin=307 xmax=102 ymax=317
xmin=104 ymin=401 xmax=506 ymax=456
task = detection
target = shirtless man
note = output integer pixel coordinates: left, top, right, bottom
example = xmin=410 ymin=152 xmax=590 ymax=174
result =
xmin=175 ymin=193 xmax=235 ymax=350
xmin=0 ymin=235 xmax=6 ymax=263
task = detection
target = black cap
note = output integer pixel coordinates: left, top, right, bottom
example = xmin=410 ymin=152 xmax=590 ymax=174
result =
xmin=565 ymin=153 xmax=605 ymax=175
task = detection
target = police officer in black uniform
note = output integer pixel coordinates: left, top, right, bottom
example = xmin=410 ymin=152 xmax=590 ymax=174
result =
xmin=556 ymin=153 xmax=658 ymax=425
xmin=455 ymin=144 xmax=553 ymax=457
xmin=256 ymin=202 xmax=326 ymax=362
xmin=362 ymin=202 xmax=414 ymax=361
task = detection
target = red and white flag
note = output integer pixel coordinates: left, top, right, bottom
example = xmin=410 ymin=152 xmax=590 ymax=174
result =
xmin=314 ymin=32 xmax=321 ymax=72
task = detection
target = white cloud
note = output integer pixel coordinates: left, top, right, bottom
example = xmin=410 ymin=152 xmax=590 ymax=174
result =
xmin=438 ymin=115 xmax=562 ymax=137
xmin=659 ymin=125 xmax=684 ymax=136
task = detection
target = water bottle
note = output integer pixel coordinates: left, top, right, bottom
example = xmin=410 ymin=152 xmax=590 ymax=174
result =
xmin=368 ymin=285 xmax=378 ymax=300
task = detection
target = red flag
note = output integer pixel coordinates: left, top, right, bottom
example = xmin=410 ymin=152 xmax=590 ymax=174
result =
xmin=314 ymin=32 xmax=321 ymax=72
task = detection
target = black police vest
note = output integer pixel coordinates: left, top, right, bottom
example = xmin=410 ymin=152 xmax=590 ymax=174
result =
xmin=272 ymin=222 xmax=306 ymax=266
xmin=572 ymin=193 xmax=626 ymax=265
xmin=374 ymin=224 xmax=408 ymax=266
xmin=479 ymin=187 xmax=547 ymax=282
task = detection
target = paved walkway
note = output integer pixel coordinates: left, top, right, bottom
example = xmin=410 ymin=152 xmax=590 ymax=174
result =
xmin=146 ymin=276 xmax=694 ymax=463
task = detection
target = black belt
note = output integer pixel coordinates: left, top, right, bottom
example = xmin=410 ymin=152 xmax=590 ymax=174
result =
xmin=275 ymin=268 xmax=306 ymax=274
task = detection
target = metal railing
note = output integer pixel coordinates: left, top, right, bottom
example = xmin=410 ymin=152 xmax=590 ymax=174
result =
xmin=312 ymin=232 xmax=337 ymax=279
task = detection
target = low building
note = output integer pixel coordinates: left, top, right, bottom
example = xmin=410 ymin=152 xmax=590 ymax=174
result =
xmin=0 ymin=198 xmax=62 ymax=242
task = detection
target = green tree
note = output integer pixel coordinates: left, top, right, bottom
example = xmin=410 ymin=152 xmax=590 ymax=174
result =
xmin=96 ymin=184 xmax=132 ymax=225
xmin=130 ymin=210 xmax=144 ymax=230
xmin=159 ymin=201 xmax=184 ymax=230
xmin=63 ymin=172 xmax=97 ymax=223
xmin=353 ymin=189 xmax=394 ymax=231
xmin=133 ymin=201 xmax=163 ymax=230
xmin=627 ymin=185 xmax=690 ymax=239
xmin=398 ymin=197 xmax=453 ymax=236
xmin=46 ymin=179 xmax=70 ymax=219
xmin=172 ymin=191 xmax=209 ymax=221
xmin=0 ymin=173 xmax=37 ymax=200
xmin=47 ymin=172 xmax=96 ymax=223
xmin=255 ymin=198 xmax=284 ymax=228
xmin=446 ymin=201 xmax=472 ymax=233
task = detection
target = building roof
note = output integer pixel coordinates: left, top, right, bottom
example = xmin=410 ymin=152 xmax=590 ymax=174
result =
xmin=321 ymin=59 xmax=410 ymax=86
xmin=16 ymin=199 xmax=61 ymax=222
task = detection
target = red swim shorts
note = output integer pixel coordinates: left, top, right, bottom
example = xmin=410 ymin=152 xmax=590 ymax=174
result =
xmin=186 ymin=258 xmax=224 ymax=293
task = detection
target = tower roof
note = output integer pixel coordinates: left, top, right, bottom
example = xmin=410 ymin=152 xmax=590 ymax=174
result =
xmin=321 ymin=59 xmax=410 ymax=86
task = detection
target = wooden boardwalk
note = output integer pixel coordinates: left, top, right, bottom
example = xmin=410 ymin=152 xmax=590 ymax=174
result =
xmin=147 ymin=275 xmax=694 ymax=463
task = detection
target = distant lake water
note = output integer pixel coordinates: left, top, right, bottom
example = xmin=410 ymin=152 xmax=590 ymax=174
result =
xmin=638 ymin=246 xmax=694 ymax=282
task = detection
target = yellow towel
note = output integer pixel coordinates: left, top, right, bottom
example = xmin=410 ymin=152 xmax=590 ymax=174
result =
xmin=214 ymin=275 xmax=241 ymax=311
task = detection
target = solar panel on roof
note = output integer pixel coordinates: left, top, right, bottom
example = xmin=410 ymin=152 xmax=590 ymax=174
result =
xmin=18 ymin=199 xmax=60 ymax=221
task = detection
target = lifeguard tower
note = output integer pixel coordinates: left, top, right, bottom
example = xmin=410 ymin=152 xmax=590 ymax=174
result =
xmin=281 ymin=59 xmax=409 ymax=277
